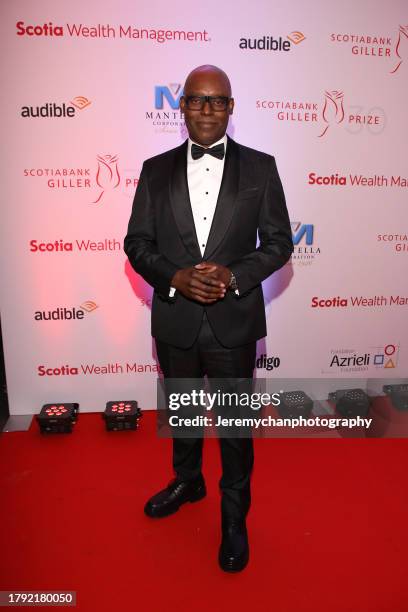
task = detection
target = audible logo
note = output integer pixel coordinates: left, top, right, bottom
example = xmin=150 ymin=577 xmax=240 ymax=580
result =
xmin=239 ymin=31 xmax=305 ymax=51
xmin=34 ymin=301 xmax=98 ymax=321
xmin=21 ymin=97 xmax=91 ymax=118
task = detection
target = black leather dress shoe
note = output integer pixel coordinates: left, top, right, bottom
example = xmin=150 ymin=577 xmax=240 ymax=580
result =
xmin=144 ymin=475 xmax=206 ymax=518
xmin=218 ymin=518 xmax=249 ymax=572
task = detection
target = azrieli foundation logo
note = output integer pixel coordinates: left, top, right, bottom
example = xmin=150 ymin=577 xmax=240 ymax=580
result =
xmin=239 ymin=30 xmax=306 ymax=50
xmin=289 ymin=222 xmax=321 ymax=267
xmin=20 ymin=96 xmax=91 ymax=118
xmin=329 ymin=25 xmax=408 ymax=74
xmin=256 ymin=90 xmax=385 ymax=137
xmin=145 ymin=83 xmax=185 ymax=134
xmin=324 ymin=343 xmax=400 ymax=374
xmin=34 ymin=301 xmax=98 ymax=321
xmin=23 ymin=155 xmax=139 ymax=201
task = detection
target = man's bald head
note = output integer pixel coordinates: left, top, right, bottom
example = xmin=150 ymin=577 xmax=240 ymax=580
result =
xmin=180 ymin=64 xmax=234 ymax=146
xmin=184 ymin=65 xmax=232 ymax=97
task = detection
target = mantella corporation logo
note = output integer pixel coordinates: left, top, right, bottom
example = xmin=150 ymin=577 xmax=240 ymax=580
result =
xmin=239 ymin=30 xmax=306 ymax=50
xmin=20 ymin=96 xmax=91 ymax=118
xmin=290 ymin=222 xmax=321 ymax=266
xmin=145 ymin=83 xmax=185 ymax=133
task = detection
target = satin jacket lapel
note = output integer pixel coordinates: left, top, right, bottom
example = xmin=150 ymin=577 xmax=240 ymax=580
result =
xmin=169 ymin=140 xmax=202 ymax=261
xmin=203 ymin=136 xmax=240 ymax=261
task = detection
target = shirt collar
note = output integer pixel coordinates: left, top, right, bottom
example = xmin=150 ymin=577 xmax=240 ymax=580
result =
xmin=187 ymin=134 xmax=228 ymax=162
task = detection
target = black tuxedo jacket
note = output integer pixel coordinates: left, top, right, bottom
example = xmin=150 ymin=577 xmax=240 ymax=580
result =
xmin=124 ymin=136 xmax=293 ymax=348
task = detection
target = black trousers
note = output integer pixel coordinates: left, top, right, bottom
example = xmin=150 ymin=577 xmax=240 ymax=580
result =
xmin=155 ymin=311 xmax=256 ymax=520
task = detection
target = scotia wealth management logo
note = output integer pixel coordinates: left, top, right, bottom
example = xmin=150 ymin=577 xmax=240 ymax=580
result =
xmin=145 ymin=83 xmax=185 ymax=134
xmin=311 ymin=295 xmax=408 ymax=309
xmin=37 ymin=361 xmax=161 ymax=377
xmin=29 ymin=238 xmax=121 ymax=253
xmin=15 ymin=21 xmax=210 ymax=43
xmin=20 ymin=96 xmax=91 ymax=118
xmin=24 ymin=154 xmax=139 ymax=203
xmin=239 ymin=30 xmax=306 ymax=51
xmin=323 ymin=343 xmax=400 ymax=374
xmin=308 ymin=171 xmax=408 ymax=189
xmin=329 ymin=25 xmax=408 ymax=74
xmin=256 ymin=90 xmax=385 ymax=138
xmin=34 ymin=300 xmax=98 ymax=321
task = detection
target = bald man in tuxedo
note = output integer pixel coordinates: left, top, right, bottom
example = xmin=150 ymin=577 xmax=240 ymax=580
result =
xmin=124 ymin=65 xmax=293 ymax=572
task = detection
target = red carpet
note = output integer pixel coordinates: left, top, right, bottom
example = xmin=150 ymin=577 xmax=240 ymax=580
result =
xmin=1 ymin=411 xmax=407 ymax=611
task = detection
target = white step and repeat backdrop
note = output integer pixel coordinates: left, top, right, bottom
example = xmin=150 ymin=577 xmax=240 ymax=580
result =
xmin=1 ymin=0 xmax=407 ymax=414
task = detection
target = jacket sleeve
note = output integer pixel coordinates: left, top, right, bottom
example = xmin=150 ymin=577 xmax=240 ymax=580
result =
xmin=124 ymin=161 xmax=179 ymax=299
xmin=228 ymin=156 xmax=293 ymax=296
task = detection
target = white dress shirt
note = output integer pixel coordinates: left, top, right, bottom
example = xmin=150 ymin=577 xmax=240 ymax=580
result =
xmin=169 ymin=135 xmax=227 ymax=297
xmin=187 ymin=134 xmax=227 ymax=255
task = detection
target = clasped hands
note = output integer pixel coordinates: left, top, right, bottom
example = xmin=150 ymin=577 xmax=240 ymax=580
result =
xmin=171 ymin=262 xmax=232 ymax=304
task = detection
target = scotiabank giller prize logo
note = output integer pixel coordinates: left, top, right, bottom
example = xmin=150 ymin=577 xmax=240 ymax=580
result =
xmin=392 ymin=25 xmax=408 ymax=73
xmin=377 ymin=233 xmax=408 ymax=253
xmin=93 ymin=155 xmax=120 ymax=203
xmin=256 ymin=89 xmax=385 ymax=137
xmin=319 ymin=91 xmax=344 ymax=137
xmin=23 ymin=154 xmax=139 ymax=201
xmin=329 ymin=25 xmax=408 ymax=74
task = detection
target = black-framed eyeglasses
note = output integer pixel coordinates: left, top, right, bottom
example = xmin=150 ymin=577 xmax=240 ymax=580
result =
xmin=183 ymin=95 xmax=231 ymax=111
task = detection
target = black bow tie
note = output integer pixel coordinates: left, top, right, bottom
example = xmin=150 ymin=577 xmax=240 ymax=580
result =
xmin=191 ymin=143 xmax=225 ymax=160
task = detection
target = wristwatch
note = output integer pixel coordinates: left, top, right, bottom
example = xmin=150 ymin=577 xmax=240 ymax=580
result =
xmin=229 ymin=272 xmax=238 ymax=292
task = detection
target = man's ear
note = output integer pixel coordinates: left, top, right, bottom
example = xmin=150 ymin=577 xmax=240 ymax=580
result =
xmin=229 ymin=98 xmax=234 ymax=115
xmin=179 ymin=96 xmax=186 ymax=114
